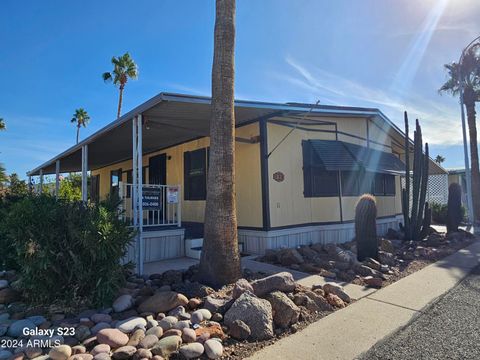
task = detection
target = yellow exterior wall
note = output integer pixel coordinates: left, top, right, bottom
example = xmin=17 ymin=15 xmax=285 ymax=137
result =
xmin=267 ymin=118 xmax=402 ymax=228
xmin=91 ymin=123 xmax=262 ymax=228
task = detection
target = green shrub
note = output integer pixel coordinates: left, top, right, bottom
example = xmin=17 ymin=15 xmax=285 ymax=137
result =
xmin=2 ymin=194 xmax=134 ymax=307
xmin=431 ymin=202 xmax=466 ymax=225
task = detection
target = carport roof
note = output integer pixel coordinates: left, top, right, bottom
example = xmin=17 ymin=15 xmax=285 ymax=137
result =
xmin=27 ymin=92 xmax=447 ymax=176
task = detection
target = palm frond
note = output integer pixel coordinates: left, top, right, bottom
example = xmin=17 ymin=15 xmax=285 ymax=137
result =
xmin=102 ymin=72 xmax=113 ymax=83
xmin=0 ymin=118 xmax=5 ymax=131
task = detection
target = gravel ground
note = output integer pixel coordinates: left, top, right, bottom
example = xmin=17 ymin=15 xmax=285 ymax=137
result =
xmin=358 ymin=265 xmax=480 ymax=360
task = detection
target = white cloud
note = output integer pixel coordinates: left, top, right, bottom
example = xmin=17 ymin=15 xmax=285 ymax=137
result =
xmin=279 ymin=56 xmax=463 ymax=146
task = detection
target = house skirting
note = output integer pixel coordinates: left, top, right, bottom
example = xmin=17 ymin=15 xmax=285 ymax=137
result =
xmin=123 ymin=228 xmax=186 ymax=264
xmin=239 ymin=215 xmax=403 ymax=255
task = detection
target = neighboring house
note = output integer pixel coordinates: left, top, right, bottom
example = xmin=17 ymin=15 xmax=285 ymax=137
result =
xmin=27 ymin=93 xmax=446 ymax=266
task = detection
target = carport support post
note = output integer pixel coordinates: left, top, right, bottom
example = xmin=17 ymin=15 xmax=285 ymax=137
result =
xmin=137 ymin=114 xmax=144 ymax=275
xmin=81 ymin=145 xmax=88 ymax=202
xmin=55 ymin=160 xmax=60 ymax=199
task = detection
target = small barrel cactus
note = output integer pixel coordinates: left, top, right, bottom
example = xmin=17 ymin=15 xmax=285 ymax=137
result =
xmin=355 ymin=194 xmax=378 ymax=261
xmin=447 ymin=183 xmax=462 ymax=233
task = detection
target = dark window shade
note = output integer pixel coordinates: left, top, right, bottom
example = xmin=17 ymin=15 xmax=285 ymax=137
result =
xmin=90 ymin=174 xmax=100 ymax=203
xmin=110 ymin=169 xmax=122 ymax=198
xmin=385 ymin=174 xmax=396 ymax=196
xmin=341 ymin=171 xmax=359 ymax=196
xmin=302 ymin=142 xmax=339 ymax=197
xmin=373 ymin=173 xmax=385 ymax=195
xmin=184 ymin=148 xmax=207 ymax=200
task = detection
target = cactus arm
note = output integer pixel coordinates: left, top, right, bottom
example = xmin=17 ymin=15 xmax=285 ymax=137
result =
xmin=416 ymin=143 xmax=429 ymax=239
xmin=410 ymin=124 xmax=421 ymax=239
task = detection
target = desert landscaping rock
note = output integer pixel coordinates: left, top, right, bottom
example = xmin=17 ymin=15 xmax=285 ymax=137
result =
xmin=250 ymin=272 xmax=296 ymax=297
xmin=265 ymin=291 xmax=300 ymax=328
xmin=0 ymin=351 xmax=11 ymax=360
xmin=232 ymin=278 xmax=254 ymax=299
xmin=179 ymin=342 xmax=205 ymax=359
xmin=322 ymin=282 xmax=351 ymax=303
xmin=0 ymin=287 xmax=19 ymax=304
xmin=133 ymin=348 xmax=152 ymax=360
xmin=91 ymin=345 xmax=110 ymax=356
xmin=112 ymin=295 xmax=134 ymax=313
xmin=151 ymin=335 xmax=182 ymax=358
xmin=138 ymin=291 xmax=188 ymax=314
xmin=225 ymin=292 xmax=274 ymax=340
xmin=112 ymin=346 xmax=136 ymax=360
xmin=116 ymin=316 xmax=147 ymax=333
xmin=158 ymin=316 xmax=178 ymax=331
xmin=204 ymin=339 xmax=223 ymax=359
xmin=49 ymin=345 xmax=72 ymax=360
xmin=181 ymin=327 xmax=196 ymax=343
xmin=326 ymin=293 xmax=345 ymax=308
xmin=97 ymin=328 xmax=129 ymax=348
xmin=276 ymin=248 xmax=304 ymax=266
xmin=138 ymin=334 xmax=159 ymax=349
xmin=91 ymin=322 xmax=111 ymax=335
xmin=190 ymin=310 xmax=203 ymax=324
xmin=228 ymin=319 xmax=251 ymax=340
xmin=7 ymin=318 xmax=36 ymax=337
xmin=92 ymin=313 xmax=113 ymax=324
xmin=145 ymin=326 xmax=163 ymax=338
xmin=203 ymin=296 xmax=232 ymax=314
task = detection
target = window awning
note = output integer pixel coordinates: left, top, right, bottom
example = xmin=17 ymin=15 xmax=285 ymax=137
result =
xmin=305 ymin=140 xmax=405 ymax=175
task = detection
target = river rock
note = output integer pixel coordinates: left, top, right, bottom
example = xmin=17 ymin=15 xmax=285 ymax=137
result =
xmin=181 ymin=328 xmax=196 ymax=343
xmin=190 ymin=311 xmax=203 ymax=325
xmin=250 ymin=272 xmax=296 ymax=297
xmin=93 ymin=354 xmax=111 ymax=360
xmin=132 ymin=348 xmax=152 ymax=360
xmin=0 ymin=351 xmax=12 ymax=360
xmin=138 ymin=292 xmax=188 ymax=314
xmin=146 ymin=326 xmax=163 ymax=338
xmin=97 ymin=328 xmax=129 ymax=348
xmin=70 ymin=355 xmax=94 ymax=360
xmin=158 ymin=316 xmax=178 ymax=331
xmin=49 ymin=345 xmax=72 ymax=360
xmin=138 ymin=334 xmax=158 ymax=349
xmin=91 ymin=314 xmax=112 ymax=324
xmin=265 ymin=291 xmax=300 ymax=328
xmin=91 ymin=344 xmax=110 ymax=356
xmin=112 ymin=346 xmax=136 ymax=360
xmin=116 ymin=317 xmax=147 ymax=333
xmin=91 ymin=322 xmax=111 ymax=335
xmin=151 ymin=335 xmax=182 ymax=358
xmin=179 ymin=343 xmax=204 ymax=359
xmin=204 ymin=339 xmax=223 ymax=359
xmin=127 ymin=328 xmax=145 ymax=347
xmin=322 ymin=282 xmax=351 ymax=303
xmin=224 ymin=292 xmax=273 ymax=340
xmin=112 ymin=295 xmax=134 ymax=313
xmin=8 ymin=319 xmax=36 ymax=337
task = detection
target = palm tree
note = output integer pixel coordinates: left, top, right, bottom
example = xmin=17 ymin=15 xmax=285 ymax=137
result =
xmin=435 ymin=155 xmax=445 ymax=165
xmin=440 ymin=44 xmax=480 ymax=220
xmin=0 ymin=118 xmax=5 ymax=131
xmin=102 ymin=53 xmax=138 ymax=119
xmin=71 ymin=108 xmax=90 ymax=144
xmin=198 ymin=0 xmax=241 ymax=286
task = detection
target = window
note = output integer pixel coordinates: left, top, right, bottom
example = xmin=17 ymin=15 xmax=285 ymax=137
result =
xmin=110 ymin=169 xmax=122 ymax=198
xmin=125 ymin=168 xmax=147 ymax=198
xmin=303 ymin=167 xmax=339 ymax=197
xmin=341 ymin=171 xmax=374 ymax=196
xmin=90 ymin=174 xmax=100 ymax=203
xmin=184 ymin=148 xmax=208 ymax=200
xmin=372 ymin=173 xmax=396 ymax=196
xmin=385 ymin=174 xmax=396 ymax=196
xmin=373 ymin=173 xmax=385 ymax=195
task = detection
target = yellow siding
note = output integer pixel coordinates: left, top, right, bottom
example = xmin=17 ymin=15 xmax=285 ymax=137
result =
xmin=267 ymin=118 xmax=401 ymax=228
xmin=91 ymin=123 xmax=262 ymax=228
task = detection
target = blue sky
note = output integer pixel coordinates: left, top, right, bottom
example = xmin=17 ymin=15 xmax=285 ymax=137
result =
xmin=1 ymin=0 xmax=479 ymax=178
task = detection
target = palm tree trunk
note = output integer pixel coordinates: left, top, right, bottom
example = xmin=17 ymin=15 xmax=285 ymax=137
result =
xmin=198 ymin=0 xmax=241 ymax=286
xmin=465 ymin=99 xmax=480 ymax=222
xmin=76 ymin=125 xmax=80 ymax=144
xmin=117 ymin=85 xmax=124 ymax=119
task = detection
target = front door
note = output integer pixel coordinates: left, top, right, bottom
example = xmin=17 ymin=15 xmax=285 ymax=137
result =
xmin=149 ymin=154 xmax=167 ymax=185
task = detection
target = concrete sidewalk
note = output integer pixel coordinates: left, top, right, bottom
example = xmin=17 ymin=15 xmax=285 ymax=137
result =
xmin=247 ymin=240 xmax=480 ymax=360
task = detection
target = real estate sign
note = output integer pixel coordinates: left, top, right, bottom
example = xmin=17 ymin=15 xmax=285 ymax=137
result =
xmin=142 ymin=187 xmax=162 ymax=210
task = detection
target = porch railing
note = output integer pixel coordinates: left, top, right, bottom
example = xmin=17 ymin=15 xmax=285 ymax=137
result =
xmin=119 ymin=182 xmax=181 ymax=228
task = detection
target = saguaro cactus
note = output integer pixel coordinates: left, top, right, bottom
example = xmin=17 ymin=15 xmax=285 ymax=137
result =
xmin=447 ymin=183 xmax=462 ymax=233
xmin=401 ymin=112 xmax=430 ymax=241
xmin=355 ymin=194 xmax=378 ymax=261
